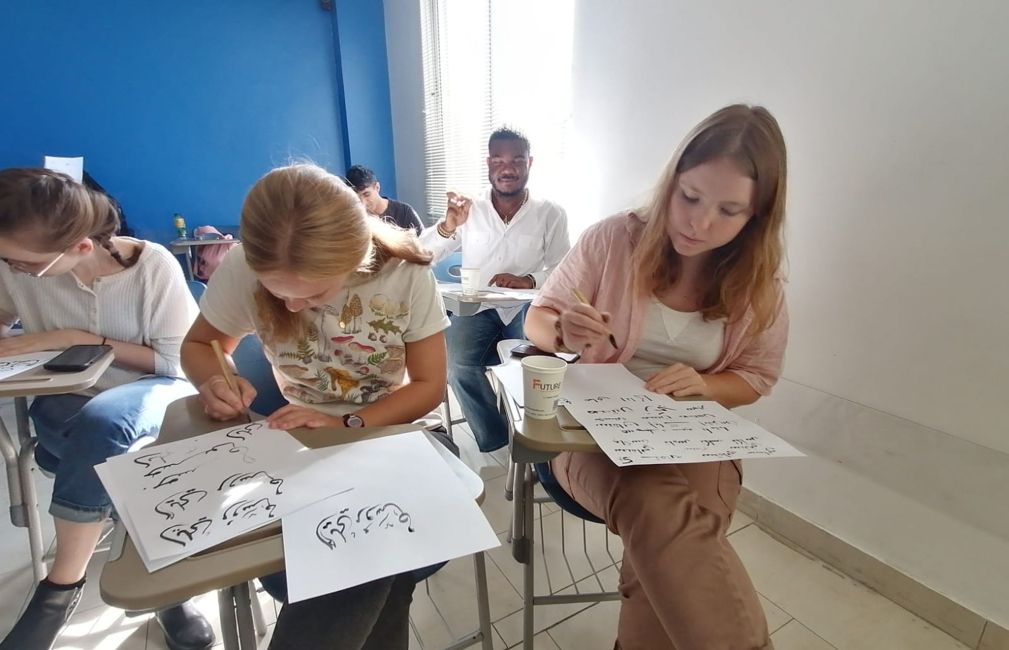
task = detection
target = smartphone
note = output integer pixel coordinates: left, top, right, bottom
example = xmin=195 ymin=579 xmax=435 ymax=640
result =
xmin=43 ymin=344 xmax=113 ymax=372
xmin=510 ymin=343 xmax=561 ymax=360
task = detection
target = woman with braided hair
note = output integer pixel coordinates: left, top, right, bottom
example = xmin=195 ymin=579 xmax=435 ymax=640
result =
xmin=0 ymin=168 xmax=214 ymax=650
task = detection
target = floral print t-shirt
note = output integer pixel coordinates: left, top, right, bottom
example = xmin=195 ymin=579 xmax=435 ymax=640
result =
xmin=200 ymin=245 xmax=450 ymax=415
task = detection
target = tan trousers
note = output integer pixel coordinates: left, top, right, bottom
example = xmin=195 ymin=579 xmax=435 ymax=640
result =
xmin=552 ymin=452 xmax=772 ymax=650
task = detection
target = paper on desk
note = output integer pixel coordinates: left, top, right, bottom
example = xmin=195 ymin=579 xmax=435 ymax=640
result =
xmin=97 ymin=420 xmax=334 ymax=569
xmin=490 ymin=360 xmax=526 ymax=407
xmin=437 ymin=284 xmax=538 ymax=302
xmin=482 ymin=286 xmax=539 ymax=300
xmin=0 ymin=351 xmax=60 ymax=382
xmin=560 ymin=364 xmax=804 ymax=466
xmin=43 ymin=156 xmax=84 ymax=183
xmin=282 ymin=431 xmax=499 ymax=603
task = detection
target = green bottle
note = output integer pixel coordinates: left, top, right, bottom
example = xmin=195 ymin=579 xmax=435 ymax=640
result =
xmin=174 ymin=213 xmax=188 ymax=239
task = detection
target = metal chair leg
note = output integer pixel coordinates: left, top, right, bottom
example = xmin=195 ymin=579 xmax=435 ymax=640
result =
xmin=249 ymin=581 xmax=267 ymax=638
xmin=474 ymin=552 xmax=493 ymax=650
xmin=443 ymin=388 xmax=455 ymax=441
xmin=218 ymin=588 xmax=240 ymax=650
xmin=0 ymin=415 xmax=25 ymax=527
xmin=522 ymin=464 xmax=535 ymax=650
xmin=0 ymin=397 xmax=47 ymax=581
xmin=18 ymin=438 xmax=46 ymax=580
xmin=234 ymin=582 xmax=257 ymax=649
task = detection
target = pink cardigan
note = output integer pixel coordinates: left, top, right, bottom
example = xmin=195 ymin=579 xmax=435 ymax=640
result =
xmin=532 ymin=212 xmax=789 ymax=395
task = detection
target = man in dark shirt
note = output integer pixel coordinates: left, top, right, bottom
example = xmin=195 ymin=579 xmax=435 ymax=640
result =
xmin=345 ymin=165 xmax=423 ymax=234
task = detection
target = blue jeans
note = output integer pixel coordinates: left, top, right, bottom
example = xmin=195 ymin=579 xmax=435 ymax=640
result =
xmin=445 ymin=306 xmax=527 ymax=452
xmin=30 ymin=376 xmax=196 ymax=523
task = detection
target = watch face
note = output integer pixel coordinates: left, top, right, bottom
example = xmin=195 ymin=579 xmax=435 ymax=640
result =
xmin=345 ymin=414 xmax=365 ymax=428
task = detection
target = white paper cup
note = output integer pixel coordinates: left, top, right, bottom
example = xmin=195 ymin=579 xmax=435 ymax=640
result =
xmin=521 ymin=356 xmax=568 ymax=420
xmin=460 ymin=268 xmax=480 ymax=296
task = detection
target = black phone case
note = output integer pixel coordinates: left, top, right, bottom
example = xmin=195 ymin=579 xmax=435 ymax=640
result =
xmin=43 ymin=345 xmax=113 ymax=372
xmin=510 ymin=344 xmax=561 ymax=359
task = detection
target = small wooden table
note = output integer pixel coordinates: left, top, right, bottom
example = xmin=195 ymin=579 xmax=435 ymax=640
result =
xmin=0 ymin=349 xmax=115 ymax=580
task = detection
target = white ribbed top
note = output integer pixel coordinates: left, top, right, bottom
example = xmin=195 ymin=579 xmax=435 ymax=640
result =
xmin=0 ymin=240 xmax=198 ymax=392
xmin=624 ymin=296 xmax=725 ymax=381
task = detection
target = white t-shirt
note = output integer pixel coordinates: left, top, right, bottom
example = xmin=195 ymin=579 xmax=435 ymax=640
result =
xmin=200 ymin=246 xmax=450 ymax=415
xmin=0 ymin=240 xmax=197 ymax=392
xmin=624 ymin=296 xmax=725 ymax=381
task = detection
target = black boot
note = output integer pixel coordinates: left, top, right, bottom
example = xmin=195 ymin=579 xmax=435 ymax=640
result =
xmin=155 ymin=600 xmax=215 ymax=650
xmin=0 ymin=578 xmax=84 ymax=650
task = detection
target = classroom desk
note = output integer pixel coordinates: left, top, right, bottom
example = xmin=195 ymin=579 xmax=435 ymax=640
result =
xmin=493 ymin=350 xmax=709 ymax=649
xmin=0 ymin=349 xmax=115 ymax=580
xmin=438 ymin=285 xmax=536 ymax=317
xmin=169 ymin=237 xmax=239 ymax=281
xmin=101 ymin=395 xmax=493 ymax=650
xmin=491 ymin=362 xmax=612 ymax=650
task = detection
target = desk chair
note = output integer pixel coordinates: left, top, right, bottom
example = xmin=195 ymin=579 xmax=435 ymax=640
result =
xmin=0 ymin=352 xmax=116 ymax=581
xmin=489 ymin=340 xmax=620 ymax=650
xmin=194 ymin=307 xmax=477 ymax=645
xmin=432 ymin=252 xmax=464 ymax=438
xmin=101 ymin=396 xmax=493 ymax=650
xmin=432 ymin=251 xmax=463 ymax=284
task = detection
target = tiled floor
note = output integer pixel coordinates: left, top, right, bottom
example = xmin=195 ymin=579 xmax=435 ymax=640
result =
xmin=0 ymin=407 xmax=971 ymax=649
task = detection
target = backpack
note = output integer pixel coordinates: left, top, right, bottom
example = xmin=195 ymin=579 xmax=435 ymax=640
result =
xmin=192 ymin=225 xmax=238 ymax=280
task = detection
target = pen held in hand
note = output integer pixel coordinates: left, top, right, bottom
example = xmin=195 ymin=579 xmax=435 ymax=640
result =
xmin=210 ymin=339 xmax=251 ymax=422
xmin=570 ymin=288 xmax=619 ymax=349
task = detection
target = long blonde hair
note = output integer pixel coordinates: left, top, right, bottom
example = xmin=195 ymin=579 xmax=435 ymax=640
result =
xmin=632 ymin=104 xmax=787 ymax=335
xmin=241 ymin=164 xmax=432 ymax=343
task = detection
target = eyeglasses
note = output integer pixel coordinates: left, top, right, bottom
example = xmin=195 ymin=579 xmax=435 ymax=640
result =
xmin=2 ymin=251 xmax=66 ymax=278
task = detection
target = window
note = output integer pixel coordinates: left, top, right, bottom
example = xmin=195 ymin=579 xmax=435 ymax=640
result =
xmin=420 ymin=0 xmax=575 ymax=222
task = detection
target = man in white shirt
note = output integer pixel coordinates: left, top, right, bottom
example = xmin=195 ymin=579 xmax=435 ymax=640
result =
xmin=420 ymin=127 xmax=570 ymax=451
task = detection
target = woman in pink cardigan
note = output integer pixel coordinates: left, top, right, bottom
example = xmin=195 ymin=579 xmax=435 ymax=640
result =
xmin=525 ymin=104 xmax=789 ymax=650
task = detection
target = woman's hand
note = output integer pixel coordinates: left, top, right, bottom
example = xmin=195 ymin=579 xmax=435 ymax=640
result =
xmin=198 ymin=374 xmax=257 ymax=420
xmin=645 ymin=363 xmax=712 ymax=398
xmin=266 ymin=405 xmax=344 ymax=431
xmin=0 ymin=329 xmax=91 ymax=357
xmin=557 ymin=304 xmax=612 ymax=353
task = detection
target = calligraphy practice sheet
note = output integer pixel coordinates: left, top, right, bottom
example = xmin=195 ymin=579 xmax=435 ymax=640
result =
xmin=282 ymin=431 xmax=499 ymax=603
xmin=97 ymin=420 xmax=320 ymax=569
xmin=560 ymin=364 xmax=803 ymax=466
xmin=0 ymin=351 xmax=59 ymax=381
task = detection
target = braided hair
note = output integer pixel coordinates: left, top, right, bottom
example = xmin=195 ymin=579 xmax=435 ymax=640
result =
xmin=0 ymin=168 xmax=140 ymax=268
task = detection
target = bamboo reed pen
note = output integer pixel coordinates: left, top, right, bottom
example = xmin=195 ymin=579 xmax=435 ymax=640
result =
xmin=571 ymin=288 xmax=619 ymax=349
xmin=210 ymin=339 xmax=250 ymax=421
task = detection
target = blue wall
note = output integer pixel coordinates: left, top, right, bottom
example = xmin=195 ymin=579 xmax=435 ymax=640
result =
xmin=334 ymin=0 xmax=398 ymax=197
xmin=0 ymin=1 xmax=396 ymax=244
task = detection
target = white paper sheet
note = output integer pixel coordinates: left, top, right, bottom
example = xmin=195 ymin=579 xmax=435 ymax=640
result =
xmin=437 ymin=285 xmax=537 ymax=304
xmin=282 ymin=431 xmax=499 ymax=603
xmin=490 ymin=361 xmax=526 ymax=407
xmin=560 ymin=364 xmax=804 ymax=465
xmin=43 ymin=156 xmax=84 ymax=183
xmin=481 ymin=286 xmax=539 ymax=300
xmin=0 ymin=351 xmax=60 ymax=382
xmin=97 ymin=420 xmax=322 ymax=569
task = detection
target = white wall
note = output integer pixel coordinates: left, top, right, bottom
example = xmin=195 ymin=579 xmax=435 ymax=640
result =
xmin=570 ymin=1 xmax=1009 ymax=452
xmin=383 ymin=0 xmax=429 ymax=220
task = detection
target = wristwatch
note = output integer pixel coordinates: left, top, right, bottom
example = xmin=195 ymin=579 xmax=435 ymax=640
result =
xmin=343 ymin=413 xmax=365 ymax=428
